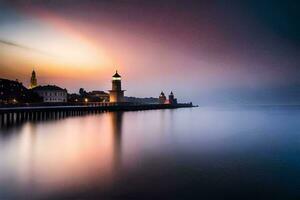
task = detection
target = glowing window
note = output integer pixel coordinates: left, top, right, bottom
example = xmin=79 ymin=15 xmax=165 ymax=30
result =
xmin=112 ymin=77 xmax=121 ymax=81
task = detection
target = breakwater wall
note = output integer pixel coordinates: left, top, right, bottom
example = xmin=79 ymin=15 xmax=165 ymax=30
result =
xmin=0 ymin=103 xmax=195 ymax=128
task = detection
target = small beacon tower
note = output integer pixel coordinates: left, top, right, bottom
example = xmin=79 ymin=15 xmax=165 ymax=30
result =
xmin=29 ymin=69 xmax=37 ymax=89
xmin=169 ymin=91 xmax=177 ymax=105
xmin=109 ymin=70 xmax=125 ymax=103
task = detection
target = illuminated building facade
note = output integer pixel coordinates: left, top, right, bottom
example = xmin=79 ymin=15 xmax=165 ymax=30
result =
xmin=33 ymin=85 xmax=67 ymax=103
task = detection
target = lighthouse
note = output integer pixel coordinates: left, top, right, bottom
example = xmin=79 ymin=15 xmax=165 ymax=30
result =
xmin=109 ymin=70 xmax=125 ymax=103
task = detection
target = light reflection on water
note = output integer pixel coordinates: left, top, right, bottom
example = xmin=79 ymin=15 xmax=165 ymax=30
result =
xmin=0 ymin=107 xmax=300 ymax=199
xmin=0 ymin=113 xmax=117 ymax=197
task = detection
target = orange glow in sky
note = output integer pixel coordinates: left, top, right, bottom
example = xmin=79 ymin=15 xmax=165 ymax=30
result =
xmin=0 ymin=7 xmax=117 ymax=87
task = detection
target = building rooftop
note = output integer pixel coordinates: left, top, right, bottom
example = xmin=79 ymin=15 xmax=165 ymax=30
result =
xmin=32 ymin=85 xmax=67 ymax=91
xmin=112 ymin=70 xmax=121 ymax=78
xmin=90 ymin=91 xmax=109 ymax=95
xmin=0 ymin=78 xmax=21 ymax=84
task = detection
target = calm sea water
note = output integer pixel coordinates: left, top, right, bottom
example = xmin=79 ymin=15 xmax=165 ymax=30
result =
xmin=0 ymin=107 xmax=300 ymax=199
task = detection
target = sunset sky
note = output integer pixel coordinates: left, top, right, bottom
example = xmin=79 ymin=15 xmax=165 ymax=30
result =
xmin=0 ymin=0 xmax=299 ymax=104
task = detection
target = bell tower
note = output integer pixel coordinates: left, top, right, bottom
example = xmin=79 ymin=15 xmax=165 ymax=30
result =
xmin=109 ymin=70 xmax=125 ymax=103
xmin=30 ymin=69 xmax=37 ymax=89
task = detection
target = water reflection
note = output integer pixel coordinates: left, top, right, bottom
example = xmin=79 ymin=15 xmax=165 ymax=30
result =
xmin=1 ymin=108 xmax=300 ymax=199
xmin=0 ymin=110 xmax=101 ymax=130
xmin=0 ymin=112 xmax=125 ymax=199
xmin=111 ymin=112 xmax=123 ymax=170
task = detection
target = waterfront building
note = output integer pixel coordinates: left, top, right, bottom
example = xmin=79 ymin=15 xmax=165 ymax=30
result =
xmin=68 ymin=89 xmax=109 ymax=103
xmin=159 ymin=91 xmax=167 ymax=104
xmin=125 ymin=96 xmax=159 ymax=104
xmin=0 ymin=78 xmax=42 ymax=104
xmin=158 ymin=91 xmax=177 ymax=104
xmin=109 ymin=71 xmax=125 ymax=103
xmin=32 ymin=85 xmax=67 ymax=103
xmin=89 ymin=91 xmax=109 ymax=102
xmin=29 ymin=70 xmax=37 ymax=89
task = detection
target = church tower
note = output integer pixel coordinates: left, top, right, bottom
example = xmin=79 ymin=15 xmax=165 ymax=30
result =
xmin=109 ymin=70 xmax=125 ymax=103
xmin=29 ymin=69 xmax=37 ymax=89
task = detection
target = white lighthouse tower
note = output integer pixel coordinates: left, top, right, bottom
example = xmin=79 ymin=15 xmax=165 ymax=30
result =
xmin=109 ymin=70 xmax=125 ymax=103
